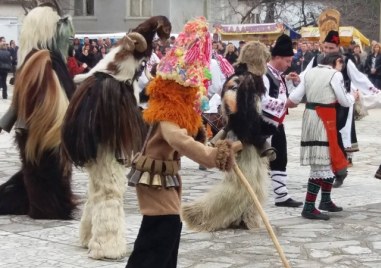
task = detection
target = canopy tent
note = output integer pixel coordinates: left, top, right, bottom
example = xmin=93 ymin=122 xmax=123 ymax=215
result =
xmin=299 ymin=26 xmax=370 ymax=47
xmin=214 ymin=23 xmax=300 ymax=44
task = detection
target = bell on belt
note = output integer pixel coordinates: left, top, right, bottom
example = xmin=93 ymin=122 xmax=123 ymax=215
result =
xmin=139 ymin=172 xmax=151 ymax=185
xmin=152 ymin=174 xmax=163 ymax=187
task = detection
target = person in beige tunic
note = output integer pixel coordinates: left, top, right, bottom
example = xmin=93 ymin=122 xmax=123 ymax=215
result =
xmin=126 ymin=17 xmax=234 ymax=268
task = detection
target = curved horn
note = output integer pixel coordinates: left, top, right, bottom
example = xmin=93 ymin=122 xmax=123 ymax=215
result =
xmin=51 ymin=0 xmax=63 ymax=16
xmin=38 ymin=0 xmax=63 ymax=16
xmin=120 ymin=35 xmax=136 ymax=51
xmin=127 ymin=32 xmax=147 ymax=53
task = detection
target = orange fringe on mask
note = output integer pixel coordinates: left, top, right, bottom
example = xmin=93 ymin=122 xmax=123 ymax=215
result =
xmin=143 ymin=77 xmax=202 ymax=136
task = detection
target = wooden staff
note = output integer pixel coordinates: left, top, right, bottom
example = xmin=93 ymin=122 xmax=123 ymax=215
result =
xmin=233 ymin=163 xmax=291 ymax=268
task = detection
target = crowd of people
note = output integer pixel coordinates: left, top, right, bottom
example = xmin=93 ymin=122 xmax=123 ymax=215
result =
xmin=1 ymin=4 xmax=381 ymax=266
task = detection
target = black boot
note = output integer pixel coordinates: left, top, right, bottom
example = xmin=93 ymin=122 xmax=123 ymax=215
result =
xmin=301 ymin=210 xmax=330 ymax=220
xmin=375 ymin=165 xmax=381 ymax=179
xmin=318 ymin=201 xmax=343 ymax=212
xmin=332 ymin=178 xmax=343 ymax=188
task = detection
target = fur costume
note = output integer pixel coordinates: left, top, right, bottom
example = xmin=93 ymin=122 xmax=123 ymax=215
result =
xmin=126 ymin=17 xmax=234 ymax=268
xmin=0 ymin=3 xmax=76 ymax=219
xmin=61 ymin=16 xmax=172 ymax=260
xmin=181 ymin=41 xmax=278 ymax=231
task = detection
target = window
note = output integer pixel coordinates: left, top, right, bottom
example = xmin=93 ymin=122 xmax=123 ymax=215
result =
xmin=74 ymin=0 xmax=94 ymax=16
xmin=129 ymin=0 xmax=152 ymax=17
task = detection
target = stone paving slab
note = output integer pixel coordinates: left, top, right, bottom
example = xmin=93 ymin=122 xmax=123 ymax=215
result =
xmin=1 ymin=85 xmax=381 ymax=267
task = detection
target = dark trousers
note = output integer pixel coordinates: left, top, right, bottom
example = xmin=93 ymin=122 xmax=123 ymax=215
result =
xmin=350 ymin=111 xmax=358 ymax=145
xmin=126 ymin=215 xmax=182 ymax=268
xmin=0 ymin=72 xmax=7 ymax=99
xmin=336 ymin=106 xmax=348 ymax=157
xmin=270 ymin=124 xmax=287 ymax=172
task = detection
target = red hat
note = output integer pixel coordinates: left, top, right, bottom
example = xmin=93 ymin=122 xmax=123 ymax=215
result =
xmin=324 ymin=30 xmax=340 ymax=45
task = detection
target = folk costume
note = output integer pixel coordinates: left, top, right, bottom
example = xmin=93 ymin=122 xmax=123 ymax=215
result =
xmin=304 ymin=30 xmax=380 ymax=187
xmin=126 ymin=17 xmax=234 ymax=268
xmin=262 ymin=34 xmax=303 ymax=207
xmin=289 ymin=55 xmax=355 ymax=220
xmin=0 ymin=3 xmax=76 ymax=219
xmin=181 ymin=41 xmax=278 ymax=231
xmin=61 ymin=16 xmax=172 ymax=260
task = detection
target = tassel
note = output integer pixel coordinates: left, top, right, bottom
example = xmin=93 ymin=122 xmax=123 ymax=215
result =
xmin=185 ymin=41 xmax=200 ymax=64
xmin=202 ymin=33 xmax=211 ymax=64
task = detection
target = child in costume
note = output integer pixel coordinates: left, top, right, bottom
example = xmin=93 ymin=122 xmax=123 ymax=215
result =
xmin=126 ymin=17 xmax=234 ymax=268
xmin=0 ymin=2 xmax=76 ymax=219
xmin=61 ymin=16 xmax=172 ymax=260
xmin=181 ymin=41 xmax=277 ymax=231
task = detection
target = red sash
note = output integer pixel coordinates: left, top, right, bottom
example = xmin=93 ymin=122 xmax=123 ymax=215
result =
xmin=315 ymin=106 xmax=347 ymax=173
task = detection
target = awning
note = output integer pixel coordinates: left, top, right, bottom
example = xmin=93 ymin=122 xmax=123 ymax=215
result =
xmin=300 ymin=26 xmax=370 ymax=46
xmin=215 ymin=23 xmax=300 ymax=44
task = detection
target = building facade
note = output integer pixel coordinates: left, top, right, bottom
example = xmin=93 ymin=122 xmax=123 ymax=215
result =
xmin=66 ymin=0 xmax=212 ymax=34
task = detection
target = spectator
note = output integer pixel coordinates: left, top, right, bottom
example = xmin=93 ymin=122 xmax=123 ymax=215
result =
xmin=352 ymin=44 xmax=363 ymax=72
xmin=224 ymin=43 xmax=238 ymax=64
xmin=97 ymin=37 xmax=104 ymax=49
xmin=78 ymin=44 xmax=93 ymax=69
xmin=91 ymin=46 xmax=102 ymax=67
xmin=169 ymin=36 xmax=176 ymax=46
xmin=8 ymin=40 xmax=18 ymax=85
xmin=73 ymin=38 xmax=81 ymax=54
xmin=312 ymin=42 xmax=321 ymax=57
xmin=0 ymin=36 xmax=12 ymax=99
xmin=364 ymin=43 xmax=381 ymax=88
xmin=212 ymin=41 xmax=218 ymax=53
xmin=217 ymin=41 xmax=225 ymax=55
xmin=67 ymin=45 xmax=87 ymax=78
xmin=237 ymin=40 xmax=245 ymax=55
xmin=105 ymin=37 xmax=112 ymax=53
xmin=296 ymin=42 xmax=314 ymax=73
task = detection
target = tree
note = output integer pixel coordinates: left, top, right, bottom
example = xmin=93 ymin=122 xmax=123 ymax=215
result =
xmin=328 ymin=0 xmax=380 ymax=41
xmin=226 ymin=0 xmax=320 ymax=26
xmin=17 ymin=0 xmax=63 ymax=15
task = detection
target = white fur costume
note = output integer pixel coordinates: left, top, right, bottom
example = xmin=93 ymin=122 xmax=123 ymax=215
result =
xmin=182 ymin=41 xmax=276 ymax=231
xmin=61 ymin=16 xmax=172 ymax=259
xmin=182 ymin=145 xmax=268 ymax=231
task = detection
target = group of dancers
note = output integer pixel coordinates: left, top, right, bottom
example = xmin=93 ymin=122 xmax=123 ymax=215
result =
xmin=0 ymin=2 xmax=381 ymax=268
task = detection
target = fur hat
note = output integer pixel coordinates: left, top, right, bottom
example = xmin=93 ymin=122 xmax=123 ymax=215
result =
xmin=156 ymin=17 xmax=212 ymax=92
xmin=324 ymin=30 xmax=340 ymax=45
xmin=237 ymin=41 xmax=270 ymax=76
xmin=271 ymin=34 xmax=294 ymax=57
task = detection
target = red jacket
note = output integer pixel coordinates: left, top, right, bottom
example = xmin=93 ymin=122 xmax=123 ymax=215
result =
xmin=67 ymin=56 xmax=85 ymax=78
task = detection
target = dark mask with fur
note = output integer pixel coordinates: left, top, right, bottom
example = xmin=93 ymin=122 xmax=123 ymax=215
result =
xmin=62 ymin=16 xmax=172 ymax=167
xmin=221 ymin=41 xmax=277 ymax=149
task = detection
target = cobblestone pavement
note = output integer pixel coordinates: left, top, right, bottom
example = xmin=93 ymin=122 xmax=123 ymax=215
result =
xmin=1 ymin=85 xmax=381 ymax=268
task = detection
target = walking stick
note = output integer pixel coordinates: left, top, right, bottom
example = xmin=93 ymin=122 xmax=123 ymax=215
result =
xmin=232 ymin=162 xmax=291 ymax=268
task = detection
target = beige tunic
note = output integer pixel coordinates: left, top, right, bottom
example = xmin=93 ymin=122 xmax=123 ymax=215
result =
xmin=136 ymin=121 xmax=220 ymax=216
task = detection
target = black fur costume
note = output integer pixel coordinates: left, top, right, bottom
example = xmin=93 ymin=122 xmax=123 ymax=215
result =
xmin=223 ymin=63 xmax=277 ymax=150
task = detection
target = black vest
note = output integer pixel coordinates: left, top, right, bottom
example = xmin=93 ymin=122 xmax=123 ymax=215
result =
xmin=265 ymin=68 xmax=288 ymax=99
